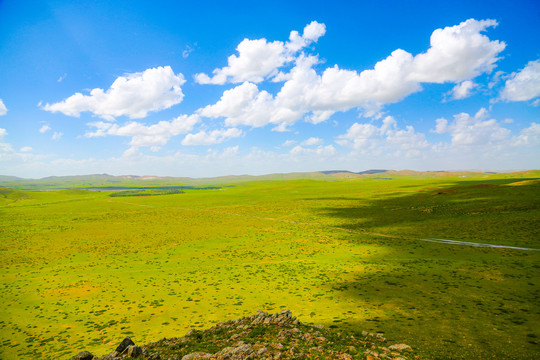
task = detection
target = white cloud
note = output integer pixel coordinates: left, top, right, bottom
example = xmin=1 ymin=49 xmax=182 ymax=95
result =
xmin=197 ymin=56 xmax=315 ymax=128
xmin=337 ymin=116 xmax=428 ymax=156
xmin=432 ymin=108 xmax=510 ymax=147
xmin=199 ymin=19 xmax=505 ymax=128
xmin=301 ymin=21 xmax=326 ymax=42
xmin=272 ymin=122 xmax=291 ymax=132
xmin=433 ymin=118 xmax=448 ymax=134
xmin=181 ymin=128 xmax=243 ymax=146
xmin=0 ymin=99 xmax=7 ymax=116
xmin=301 ymin=137 xmax=323 ymax=146
xmin=182 ymin=45 xmax=194 ymax=59
xmin=410 ymin=19 xmax=504 ymax=83
xmin=385 ymin=127 xmax=429 ymax=151
xmin=221 ymin=145 xmax=240 ymax=158
xmin=282 ymin=140 xmax=296 ymax=147
xmin=195 ymin=39 xmax=287 ymax=84
xmin=336 ymin=122 xmax=378 ymax=149
xmin=42 ymin=66 xmax=185 ymax=120
xmin=39 ymin=124 xmax=51 ymax=133
xmin=286 ymin=21 xmax=326 ymax=52
xmin=488 ymin=70 xmax=504 ymax=89
xmin=335 ymin=109 xmax=539 ymax=166
xmin=290 ymin=144 xmax=336 ymax=157
xmin=0 ymin=133 xmax=48 ymax=164
xmin=451 ymin=80 xmax=476 ymax=99
xmin=2 ymin=114 xmax=538 ymax=179
xmin=85 ymin=114 xmax=200 ymax=147
xmin=513 ymin=123 xmax=540 ymax=146
xmin=308 ymin=110 xmax=336 ymax=124
xmin=499 ymin=60 xmax=540 ymax=102
xmin=198 ymin=82 xmax=279 ymax=127
xmin=122 ymin=146 xmax=141 ymax=159
xmin=57 ymin=73 xmax=67 ymax=82
xmin=52 ymin=132 xmax=63 ymax=140
xmin=0 ymin=142 xmax=14 ymax=159
xmin=287 ymin=19 xmax=503 ymax=115
xmin=195 ymin=21 xmax=325 ymax=85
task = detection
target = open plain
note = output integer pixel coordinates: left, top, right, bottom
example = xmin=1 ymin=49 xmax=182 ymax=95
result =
xmin=0 ymin=171 xmax=539 ymax=359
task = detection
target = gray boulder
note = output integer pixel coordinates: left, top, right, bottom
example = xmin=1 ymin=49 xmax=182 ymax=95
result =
xmin=114 ymin=336 xmax=135 ymax=354
xmin=126 ymin=345 xmax=143 ymax=357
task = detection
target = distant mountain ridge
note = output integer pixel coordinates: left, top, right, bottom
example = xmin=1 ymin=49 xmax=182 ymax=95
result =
xmin=1 ymin=170 xmax=539 ymax=191
xmin=0 ymin=169 xmax=473 ymax=182
xmin=320 ymin=169 xmax=388 ymax=175
xmin=0 ymin=175 xmax=25 ymax=182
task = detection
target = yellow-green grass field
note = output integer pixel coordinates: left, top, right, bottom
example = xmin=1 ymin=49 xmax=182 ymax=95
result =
xmin=1 ymin=172 xmax=539 ymax=359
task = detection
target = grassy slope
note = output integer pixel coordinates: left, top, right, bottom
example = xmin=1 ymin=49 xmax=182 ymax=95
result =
xmin=0 ymin=173 xmax=539 ymax=359
xmin=0 ymin=187 xmax=32 ymax=206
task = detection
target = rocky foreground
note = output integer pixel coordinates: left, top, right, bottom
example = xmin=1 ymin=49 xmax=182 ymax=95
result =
xmin=72 ymin=310 xmax=417 ymax=360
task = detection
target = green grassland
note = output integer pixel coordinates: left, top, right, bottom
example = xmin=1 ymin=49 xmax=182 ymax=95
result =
xmin=0 ymin=171 xmax=539 ymax=359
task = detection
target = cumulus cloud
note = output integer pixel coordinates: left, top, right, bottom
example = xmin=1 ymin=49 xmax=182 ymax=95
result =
xmin=197 ymin=56 xmax=315 ymax=128
xmin=221 ymin=145 xmax=240 ymax=157
xmin=290 ymin=144 xmax=336 ymax=157
xmin=42 ymin=66 xmax=185 ymax=120
xmin=181 ymin=128 xmax=243 ymax=146
xmin=0 ymin=131 xmax=49 ymax=164
xmin=272 ymin=122 xmax=292 ymax=132
xmin=336 ymin=122 xmax=378 ymax=149
xmin=450 ymin=80 xmax=476 ymax=99
xmin=432 ymin=118 xmax=448 ymax=134
xmin=198 ymin=82 xmax=279 ymax=127
xmin=432 ymin=108 xmax=510 ymax=147
xmin=195 ymin=21 xmax=325 ymax=84
xmin=199 ymin=19 xmax=505 ymax=128
xmin=286 ymin=21 xmax=326 ymax=52
xmin=0 ymin=99 xmax=7 ymax=116
xmin=282 ymin=140 xmax=297 ymax=147
xmin=122 ymin=146 xmax=141 ymax=159
xmin=195 ymin=39 xmax=287 ymax=84
xmin=52 ymin=132 xmax=63 ymax=140
xmin=337 ymin=116 xmax=428 ymax=156
xmin=85 ymin=114 xmax=200 ymax=147
xmin=301 ymin=137 xmax=323 ymax=146
xmin=512 ymin=123 xmax=540 ymax=147
xmin=3 ymin=114 xmax=538 ymax=178
xmin=39 ymin=124 xmax=51 ymax=133
xmin=286 ymin=19 xmax=503 ymax=115
xmin=336 ymin=109 xmax=537 ymax=164
xmin=499 ymin=60 xmax=540 ymax=102
xmin=410 ymin=19 xmax=504 ymax=83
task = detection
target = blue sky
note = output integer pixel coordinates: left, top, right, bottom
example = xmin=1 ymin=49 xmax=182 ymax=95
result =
xmin=0 ymin=0 xmax=539 ymax=178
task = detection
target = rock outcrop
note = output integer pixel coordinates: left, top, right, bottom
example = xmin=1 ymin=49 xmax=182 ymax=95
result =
xmin=72 ymin=309 xmax=416 ymax=359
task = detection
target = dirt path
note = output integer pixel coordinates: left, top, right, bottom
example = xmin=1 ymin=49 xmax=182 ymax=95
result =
xmin=418 ymin=238 xmax=540 ymax=251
